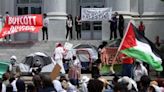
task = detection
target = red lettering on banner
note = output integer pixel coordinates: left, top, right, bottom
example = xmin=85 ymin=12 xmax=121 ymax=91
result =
xmin=0 ymin=14 xmax=43 ymax=38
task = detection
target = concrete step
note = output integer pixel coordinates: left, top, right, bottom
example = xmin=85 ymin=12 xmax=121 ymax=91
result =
xmin=0 ymin=40 xmax=103 ymax=62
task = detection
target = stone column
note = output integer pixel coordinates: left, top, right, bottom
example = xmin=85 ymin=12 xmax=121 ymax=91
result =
xmin=42 ymin=0 xmax=67 ymax=41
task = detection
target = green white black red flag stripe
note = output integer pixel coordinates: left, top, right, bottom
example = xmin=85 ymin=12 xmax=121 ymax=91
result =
xmin=119 ymin=21 xmax=163 ymax=71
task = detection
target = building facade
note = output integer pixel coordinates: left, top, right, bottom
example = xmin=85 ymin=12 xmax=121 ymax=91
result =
xmin=0 ymin=0 xmax=164 ymax=42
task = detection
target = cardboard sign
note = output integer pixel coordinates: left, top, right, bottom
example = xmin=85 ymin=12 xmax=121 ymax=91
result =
xmin=64 ymin=42 xmax=73 ymax=50
xmin=50 ymin=63 xmax=61 ymax=80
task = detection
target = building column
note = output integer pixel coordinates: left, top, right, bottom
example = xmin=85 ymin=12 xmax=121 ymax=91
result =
xmin=42 ymin=0 xmax=67 ymax=41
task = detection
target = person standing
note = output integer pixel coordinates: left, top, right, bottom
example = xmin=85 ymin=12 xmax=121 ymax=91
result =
xmin=9 ymin=55 xmax=21 ymax=78
xmin=91 ymin=59 xmax=102 ymax=79
xmin=66 ymin=14 xmax=73 ymax=40
xmin=53 ymin=43 xmax=66 ymax=74
xmin=42 ymin=13 xmax=49 ymax=41
xmin=75 ymin=16 xmax=82 ymax=40
xmin=3 ymin=11 xmax=11 ymax=42
xmin=120 ymin=54 xmax=134 ymax=78
xmin=133 ymin=60 xmax=148 ymax=90
xmin=68 ymin=55 xmax=81 ymax=87
xmin=118 ymin=14 xmax=124 ymax=39
xmin=109 ymin=12 xmax=118 ymax=40
xmin=98 ymin=41 xmax=108 ymax=59
xmin=138 ymin=21 xmax=145 ymax=36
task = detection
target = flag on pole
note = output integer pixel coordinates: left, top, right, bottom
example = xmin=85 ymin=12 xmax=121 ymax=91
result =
xmin=119 ymin=21 xmax=163 ymax=71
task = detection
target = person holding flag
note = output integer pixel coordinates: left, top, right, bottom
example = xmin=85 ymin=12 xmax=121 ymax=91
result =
xmin=110 ymin=20 xmax=163 ymax=75
xmin=119 ymin=54 xmax=134 ymax=78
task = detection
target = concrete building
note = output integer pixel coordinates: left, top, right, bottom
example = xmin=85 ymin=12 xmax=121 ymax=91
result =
xmin=0 ymin=0 xmax=164 ymax=42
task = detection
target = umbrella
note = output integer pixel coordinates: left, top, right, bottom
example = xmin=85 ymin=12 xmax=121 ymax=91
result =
xmin=23 ymin=52 xmax=52 ymax=68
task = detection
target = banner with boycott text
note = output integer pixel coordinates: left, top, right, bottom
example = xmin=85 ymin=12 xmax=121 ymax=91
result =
xmin=0 ymin=14 xmax=43 ymax=38
xmin=81 ymin=8 xmax=112 ymax=21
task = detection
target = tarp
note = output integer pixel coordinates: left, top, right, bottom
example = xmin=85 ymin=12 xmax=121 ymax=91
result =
xmin=81 ymin=8 xmax=112 ymax=21
xmin=0 ymin=14 xmax=43 ymax=38
xmin=0 ymin=60 xmax=10 ymax=78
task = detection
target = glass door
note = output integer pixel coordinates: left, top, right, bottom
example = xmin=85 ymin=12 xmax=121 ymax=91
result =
xmin=80 ymin=5 xmax=103 ymax=40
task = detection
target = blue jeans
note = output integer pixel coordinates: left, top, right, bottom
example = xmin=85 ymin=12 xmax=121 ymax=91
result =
xmin=122 ymin=64 xmax=133 ymax=78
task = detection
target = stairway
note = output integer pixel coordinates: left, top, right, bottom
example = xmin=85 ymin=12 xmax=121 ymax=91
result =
xmin=0 ymin=40 xmax=102 ymax=62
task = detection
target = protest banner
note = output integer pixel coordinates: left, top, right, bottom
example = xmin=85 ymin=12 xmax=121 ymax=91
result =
xmin=100 ymin=47 xmax=122 ymax=75
xmin=0 ymin=16 xmax=3 ymax=41
xmin=81 ymin=8 xmax=112 ymax=21
xmin=0 ymin=14 xmax=43 ymax=38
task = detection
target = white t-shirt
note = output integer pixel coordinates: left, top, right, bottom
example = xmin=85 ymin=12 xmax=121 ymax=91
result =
xmin=11 ymin=78 xmax=18 ymax=92
xmin=81 ymin=82 xmax=88 ymax=92
xmin=53 ymin=80 xmax=66 ymax=92
xmin=43 ymin=17 xmax=49 ymax=27
xmin=133 ymin=63 xmax=148 ymax=81
xmin=66 ymin=19 xmax=73 ymax=28
xmin=1 ymin=83 xmax=6 ymax=92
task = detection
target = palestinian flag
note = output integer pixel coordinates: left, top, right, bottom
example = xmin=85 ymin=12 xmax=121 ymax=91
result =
xmin=119 ymin=21 xmax=163 ymax=71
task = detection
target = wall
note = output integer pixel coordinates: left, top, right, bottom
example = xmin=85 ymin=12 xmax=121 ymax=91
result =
xmin=144 ymin=0 xmax=164 ymax=13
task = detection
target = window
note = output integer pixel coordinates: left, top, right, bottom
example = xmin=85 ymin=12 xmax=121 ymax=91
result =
xmin=17 ymin=0 xmax=42 ymax=4
xmin=17 ymin=0 xmax=29 ymax=4
xmin=80 ymin=0 xmax=102 ymax=3
xmin=93 ymin=21 xmax=102 ymax=30
xmin=31 ymin=7 xmax=41 ymax=14
xmin=31 ymin=0 xmax=42 ymax=3
xmin=82 ymin=22 xmax=91 ymax=30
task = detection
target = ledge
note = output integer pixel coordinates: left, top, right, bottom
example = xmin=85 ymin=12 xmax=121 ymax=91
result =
xmin=47 ymin=12 xmax=67 ymax=20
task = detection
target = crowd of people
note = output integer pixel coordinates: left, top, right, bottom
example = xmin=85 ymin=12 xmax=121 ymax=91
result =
xmin=1 ymin=11 xmax=162 ymax=92
xmin=0 ymin=60 xmax=164 ymax=92
xmin=0 ymin=40 xmax=163 ymax=92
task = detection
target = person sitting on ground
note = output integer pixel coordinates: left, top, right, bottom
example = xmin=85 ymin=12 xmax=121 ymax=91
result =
xmin=30 ymin=59 xmax=42 ymax=75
